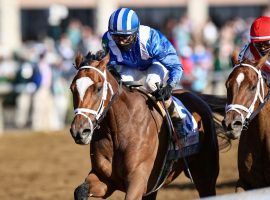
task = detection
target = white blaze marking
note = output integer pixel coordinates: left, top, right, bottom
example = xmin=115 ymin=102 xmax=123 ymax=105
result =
xmin=76 ymin=77 xmax=94 ymax=101
xmin=236 ymin=73 xmax=245 ymax=88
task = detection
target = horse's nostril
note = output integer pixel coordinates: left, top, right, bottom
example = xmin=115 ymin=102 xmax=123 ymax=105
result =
xmin=231 ymin=120 xmax=243 ymax=130
xmin=222 ymin=120 xmax=226 ymax=129
xmin=82 ymin=129 xmax=91 ymax=136
xmin=75 ymin=133 xmax=82 ymax=141
xmin=222 ymin=119 xmax=232 ymax=131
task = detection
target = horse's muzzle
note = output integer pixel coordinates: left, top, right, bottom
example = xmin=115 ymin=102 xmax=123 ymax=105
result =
xmin=70 ymin=128 xmax=92 ymax=145
xmin=70 ymin=117 xmax=94 ymax=145
xmin=222 ymin=116 xmax=243 ymax=140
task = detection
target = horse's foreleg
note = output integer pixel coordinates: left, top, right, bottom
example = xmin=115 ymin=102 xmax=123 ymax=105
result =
xmin=74 ymin=182 xmax=89 ymax=200
xmin=125 ymin=166 xmax=152 ymax=200
xmin=142 ymin=191 xmax=158 ymax=200
xmin=235 ymin=179 xmax=246 ymax=192
xmin=74 ymin=172 xmax=111 ymax=200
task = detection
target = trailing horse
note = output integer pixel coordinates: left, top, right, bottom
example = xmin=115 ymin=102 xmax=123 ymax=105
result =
xmin=199 ymin=51 xmax=270 ymax=191
xmin=69 ymin=52 xmax=219 ymax=199
xmin=222 ymin=52 xmax=270 ymax=191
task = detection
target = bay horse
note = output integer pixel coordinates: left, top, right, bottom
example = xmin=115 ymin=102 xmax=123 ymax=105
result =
xmin=69 ymin=52 xmax=219 ymax=200
xmin=222 ymin=52 xmax=270 ymax=191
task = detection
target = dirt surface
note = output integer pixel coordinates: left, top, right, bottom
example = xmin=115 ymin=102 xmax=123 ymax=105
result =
xmin=0 ymin=129 xmax=239 ymax=200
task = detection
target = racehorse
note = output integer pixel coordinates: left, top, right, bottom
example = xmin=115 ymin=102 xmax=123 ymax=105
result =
xmin=69 ymin=52 xmax=219 ymax=200
xmin=222 ymin=52 xmax=270 ymax=191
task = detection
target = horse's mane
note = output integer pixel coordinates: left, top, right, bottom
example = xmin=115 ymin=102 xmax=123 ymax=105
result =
xmin=75 ymin=50 xmax=107 ymax=69
xmin=231 ymin=49 xmax=269 ymax=69
xmin=74 ymin=50 xmax=122 ymax=81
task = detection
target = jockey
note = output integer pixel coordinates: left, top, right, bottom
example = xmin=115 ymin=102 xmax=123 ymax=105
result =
xmin=238 ymin=16 xmax=270 ymax=85
xmin=102 ymin=8 xmax=184 ymax=135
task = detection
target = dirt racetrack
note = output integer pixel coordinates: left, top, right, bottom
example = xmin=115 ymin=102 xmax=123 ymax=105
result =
xmin=0 ymin=129 xmax=239 ymax=200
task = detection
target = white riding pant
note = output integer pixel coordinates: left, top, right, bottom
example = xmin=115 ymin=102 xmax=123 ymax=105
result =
xmin=115 ymin=62 xmax=169 ymax=92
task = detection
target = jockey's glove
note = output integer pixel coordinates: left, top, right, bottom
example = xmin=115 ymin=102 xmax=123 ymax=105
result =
xmin=153 ymin=84 xmax=173 ymax=101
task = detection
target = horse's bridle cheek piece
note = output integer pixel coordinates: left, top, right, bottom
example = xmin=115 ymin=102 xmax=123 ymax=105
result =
xmin=73 ymin=66 xmax=114 ymax=135
xmin=225 ymin=63 xmax=265 ymax=126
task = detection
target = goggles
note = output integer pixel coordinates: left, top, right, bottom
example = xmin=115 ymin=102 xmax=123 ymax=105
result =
xmin=112 ymin=34 xmax=136 ymax=46
xmin=253 ymin=40 xmax=270 ymax=55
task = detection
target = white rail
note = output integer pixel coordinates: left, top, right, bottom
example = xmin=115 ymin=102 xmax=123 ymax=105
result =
xmin=202 ymin=187 xmax=270 ymax=200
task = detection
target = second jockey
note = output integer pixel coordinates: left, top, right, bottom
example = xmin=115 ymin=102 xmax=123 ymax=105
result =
xmin=238 ymin=16 xmax=270 ymax=85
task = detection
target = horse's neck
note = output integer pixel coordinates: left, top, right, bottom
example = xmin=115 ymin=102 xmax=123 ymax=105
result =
xmin=253 ymin=85 xmax=270 ymax=130
xmin=106 ymin=72 xmax=162 ymax=136
xmin=107 ymin=88 xmax=154 ymax=130
xmin=106 ymin=71 xmax=147 ymax=115
xmin=110 ymin=89 xmax=138 ymax=117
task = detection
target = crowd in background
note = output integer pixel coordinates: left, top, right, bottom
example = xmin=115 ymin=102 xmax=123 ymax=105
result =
xmin=0 ymin=14 xmax=258 ymax=131
xmin=163 ymin=15 xmax=252 ymax=94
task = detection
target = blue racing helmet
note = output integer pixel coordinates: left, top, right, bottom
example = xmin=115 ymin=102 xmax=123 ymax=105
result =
xmin=108 ymin=8 xmax=140 ymax=35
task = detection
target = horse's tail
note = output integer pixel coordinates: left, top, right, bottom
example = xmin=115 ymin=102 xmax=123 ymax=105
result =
xmin=194 ymin=92 xmax=226 ymax=115
xmin=194 ymin=92 xmax=232 ymax=151
xmin=173 ymin=90 xmax=219 ymax=159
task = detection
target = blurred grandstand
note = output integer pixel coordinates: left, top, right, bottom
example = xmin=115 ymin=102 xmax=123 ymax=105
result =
xmin=0 ymin=0 xmax=270 ymax=131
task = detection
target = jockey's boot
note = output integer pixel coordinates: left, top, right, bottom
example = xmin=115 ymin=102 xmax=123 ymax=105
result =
xmin=164 ymin=98 xmax=184 ymax=137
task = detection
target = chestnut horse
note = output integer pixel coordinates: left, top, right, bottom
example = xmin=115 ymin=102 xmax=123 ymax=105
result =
xmin=69 ymin=52 xmax=219 ymax=200
xmin=222 ymin=52 xmax=270 ymax=191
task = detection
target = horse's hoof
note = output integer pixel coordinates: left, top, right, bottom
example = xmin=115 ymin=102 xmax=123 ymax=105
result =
xmin=74 ymin=182 xmax=89 ymax=200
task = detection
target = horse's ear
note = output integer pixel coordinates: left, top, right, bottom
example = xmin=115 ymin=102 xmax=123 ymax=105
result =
xmin=257 ymin=51 xmax=269 ymax=69
xmin=95 ymin=50 xmax=106 ymax=61
xmin=85 ymin=51 xmax=93 ymax=60
xmin=75 ymin=53 xmax=84 ymax=70
xmin=98 ymin=53 xmax=110 ymax=71
xmin=231 ymin=50 xmax=239 ymax=66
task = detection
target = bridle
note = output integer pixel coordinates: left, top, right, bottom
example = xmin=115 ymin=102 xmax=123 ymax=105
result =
xmin=225 ymin=63 xmax=270 ymax=127
xmin=74 ymin=65 xmax=115 ymax=135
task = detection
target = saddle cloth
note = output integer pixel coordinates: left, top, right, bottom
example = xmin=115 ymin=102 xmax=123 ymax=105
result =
xmin=168 ymin=96 xmax=200 ymax=159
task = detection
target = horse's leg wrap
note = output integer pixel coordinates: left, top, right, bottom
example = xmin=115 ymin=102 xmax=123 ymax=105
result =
xmin=74 ymin=182 xmax=89 ymax=200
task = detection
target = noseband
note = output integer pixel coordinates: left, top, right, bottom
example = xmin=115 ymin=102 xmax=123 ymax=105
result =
xmin=74 ymin=66 xmax=114 ymax=134
xmin=225 ymin=63 xmax=267 ymax=127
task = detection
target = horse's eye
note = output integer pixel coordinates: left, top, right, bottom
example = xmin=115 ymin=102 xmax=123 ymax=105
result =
xmin=96 ymin=83 xmax=103 ymax=93
xmin=250 ymin=85 xmax=256 ymax=91
xmin=97 ymin=86 xmax=102 ymax=92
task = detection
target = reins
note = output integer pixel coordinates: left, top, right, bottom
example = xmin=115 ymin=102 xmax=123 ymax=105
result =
xmin=96 ymin=89 xmax=120 ymax=126
xmin=245 ymin=89 xmax=270 ymax=126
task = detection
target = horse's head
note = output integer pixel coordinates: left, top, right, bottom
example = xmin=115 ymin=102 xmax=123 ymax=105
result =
xmin=222 ymin=51 xmax=269 ymax=139
xmin=69 ymin=51 xmax=114 ymax=145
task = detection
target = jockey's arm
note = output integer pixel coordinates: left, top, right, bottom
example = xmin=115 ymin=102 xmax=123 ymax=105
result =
xmin=148 ymin=29 xmax=183 ymax=88
xmin=238 ymin=43 xmax=248 ymax=61
xmin=102 ymin=33 xmax=110 ymax=54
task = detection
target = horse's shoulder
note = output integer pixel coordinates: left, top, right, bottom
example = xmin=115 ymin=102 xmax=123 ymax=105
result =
xmin=133 ymin=88 xmax=165 ymax=116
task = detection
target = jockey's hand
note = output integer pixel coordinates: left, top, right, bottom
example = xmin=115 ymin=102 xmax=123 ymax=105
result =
xmin=153 ymin=84 xmax=173 ymax=101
